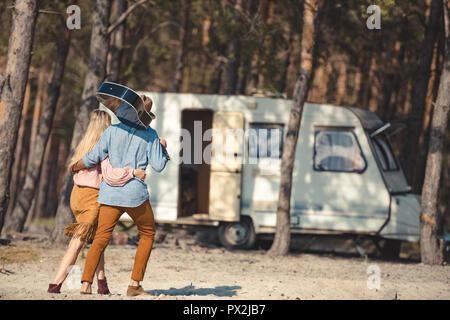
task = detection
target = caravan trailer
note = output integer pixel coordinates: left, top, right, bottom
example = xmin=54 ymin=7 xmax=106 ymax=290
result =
xmin=107 ymin=93 xmax=420 ymax=252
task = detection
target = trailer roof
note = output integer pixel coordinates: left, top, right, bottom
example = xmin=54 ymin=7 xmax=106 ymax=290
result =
xmin=345 ymin=107 xmax=384 ymax=131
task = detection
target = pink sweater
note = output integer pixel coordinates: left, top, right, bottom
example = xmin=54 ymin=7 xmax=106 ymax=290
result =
xmin=73 ymin=157 xmax=134 ymax=189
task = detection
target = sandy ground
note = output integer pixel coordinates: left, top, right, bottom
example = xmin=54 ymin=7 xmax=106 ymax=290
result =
xmin=0 ymin=229 xmax=449 ymax=300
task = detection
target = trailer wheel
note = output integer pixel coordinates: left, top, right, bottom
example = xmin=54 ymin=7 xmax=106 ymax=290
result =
xmin=218 ymin=217 xmax=256 ymax=250
xmin=381 ymin=239 xmax=402 ymax=260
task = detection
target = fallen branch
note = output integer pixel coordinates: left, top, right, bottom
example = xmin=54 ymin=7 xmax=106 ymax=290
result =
xmin=0 ymin=267 xmax=15 ymax=275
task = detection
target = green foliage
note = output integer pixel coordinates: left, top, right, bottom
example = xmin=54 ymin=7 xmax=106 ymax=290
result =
xmin=1 ymin=0 xmax=447 ymax=229
xmin=0 ymin=0 xmax=437 ymax=113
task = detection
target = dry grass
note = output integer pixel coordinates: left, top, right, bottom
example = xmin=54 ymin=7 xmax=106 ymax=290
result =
xmin=0 ymin=244 xmax=40 ymax=265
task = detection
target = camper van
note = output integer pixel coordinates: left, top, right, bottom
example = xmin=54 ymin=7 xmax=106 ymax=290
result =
xmin=106 ymin=93 xmax=420 ymax=254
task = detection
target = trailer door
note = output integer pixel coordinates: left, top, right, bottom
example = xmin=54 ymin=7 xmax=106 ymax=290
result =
xmin=208 ymin=111 xmax=244 ymax=222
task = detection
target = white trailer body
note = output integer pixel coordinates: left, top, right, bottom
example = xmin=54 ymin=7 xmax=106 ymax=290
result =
xmin=103 ymin=93 xmax=420 ymax=248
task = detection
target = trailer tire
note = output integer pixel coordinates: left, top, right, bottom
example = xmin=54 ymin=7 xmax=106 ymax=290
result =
xmin=381 ymin=239 xmax=402 ymax=260
xmin=218 ymin=217 xmax=256 ymax=250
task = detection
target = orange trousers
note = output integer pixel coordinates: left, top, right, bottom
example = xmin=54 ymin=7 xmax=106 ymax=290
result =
xmin=81 ymin=200 xmax=156 ymax=283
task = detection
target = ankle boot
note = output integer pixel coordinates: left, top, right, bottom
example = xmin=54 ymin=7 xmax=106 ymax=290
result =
xmin=127 ymin=285 xmax=149 ymax=297
xmin=97 ymin=278 xmax=110 ymax=295
xmin=48 ymin=283 xmax=62 ymax=294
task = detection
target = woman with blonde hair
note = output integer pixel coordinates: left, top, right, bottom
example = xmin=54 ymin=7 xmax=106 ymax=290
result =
xmin=48 ymin=109 xmax=146 ymax=295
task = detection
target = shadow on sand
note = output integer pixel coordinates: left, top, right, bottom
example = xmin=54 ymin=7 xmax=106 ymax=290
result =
xmin=147 ymin=285 xmax=241 ymax=297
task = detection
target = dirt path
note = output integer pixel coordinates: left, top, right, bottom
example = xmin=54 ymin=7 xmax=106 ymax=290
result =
xmin=1 ymin=235 xmax=449 ymax=300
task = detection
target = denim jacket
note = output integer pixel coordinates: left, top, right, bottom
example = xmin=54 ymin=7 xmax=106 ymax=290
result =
xmin=82 ymin=102 xmax=167 ymax=207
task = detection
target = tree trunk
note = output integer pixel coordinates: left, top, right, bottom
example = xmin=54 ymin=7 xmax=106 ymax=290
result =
xmin=199 ymin=14 xmax=211 ymax=93
xmin=48 ymin=137 xmax=69 ymax=220
xmin=44 ymin=134 xmax=61 ymax=219
xmin=235 ymin=0 xmax=258 ymax=96
xmin=107 ymin=0 xmax=127 ymax=83
xmin=279 ymin=29 xmax=294 ymax=95
xmin=365 ymin=57 xmax=377 ymax=110
xmin=172 ymin=0 xmax=191 ymax=93
xmin=5 ymin=28 xmax=71 ymax=233
xmin=352 ymin=67 xmax=362 ymax=106
xmin=356 ymin=55 xmax=367 ymax=107
xmin=209 ymin=59 xmax=224 ymax=94
xmin=335 ymin=56 xmax=347 ymax=105
xmin=325 ymin=57 xmax=338 ymax=103
xmin=381 ymin=41 xmax=404 ymax=122
xmin=420 ymin=0 xmax=450 ymax=265
xmin=0 ymin=0 xmax=38 ymax=234
xmin=29 ymin=72 xmax=46 ymax=156
xmin=5 ymin=82 xmax=31 ymax=220
xmin=51 ymin=0 xmax=111 ymax=242
xmin=403 ymin=0 xmax=442 ymax=191
xmin=225 ymin=38 xmax=240 ymax=95
xmin=247 ymin=53 xmax=260 ymax=93
xmin=236 ymin=57 xmax=249 ymax=95
xmin=268 ymin=0 xmax=323 ymax=256
xmin=224 ymin=0 xmax=243 ymax=95
xmin=31 ymin=132 xmax=59 ymax=221
xmin=416 ymin=33 xmax=444 ymax=193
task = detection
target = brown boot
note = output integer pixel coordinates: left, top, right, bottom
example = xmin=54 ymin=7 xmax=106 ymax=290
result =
xmin=47 ymin=283 xmax=62 ymax=294
xmin=126 ymin=285 xmax=149 ymax=297
xmin=97 ymin=278 xmax=110 ymax=295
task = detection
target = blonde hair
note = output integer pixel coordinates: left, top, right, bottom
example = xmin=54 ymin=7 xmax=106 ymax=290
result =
xmin=102 ymin=96 xmax=121 ymax=111
xmin=68 ymin=109 xmax=111 ymax=173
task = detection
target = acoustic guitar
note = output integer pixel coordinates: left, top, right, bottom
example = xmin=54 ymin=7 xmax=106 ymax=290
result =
xmin=96 ymin=81 xmax=155 ymax=126
xmin=96 ymin=81 xmax=170 ymax=160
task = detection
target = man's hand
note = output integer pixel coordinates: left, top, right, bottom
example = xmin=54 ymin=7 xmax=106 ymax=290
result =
xmin=159 ymin=137 xmax=167 ymax=148
xmin=133 ymin=169 xmax=146 ymax=181
xmin=71 ymin=159 xmax=87 ymax=173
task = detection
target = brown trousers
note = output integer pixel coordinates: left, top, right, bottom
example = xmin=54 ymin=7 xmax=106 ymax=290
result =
xmin=81 ymin=200 xmax=156 ymax=283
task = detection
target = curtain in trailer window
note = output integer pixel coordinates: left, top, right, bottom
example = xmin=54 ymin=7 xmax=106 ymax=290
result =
xmin=248 ymin=124 xmax=284 ymax=159
xmin=314 ymin=129 xmax=366 ymax=172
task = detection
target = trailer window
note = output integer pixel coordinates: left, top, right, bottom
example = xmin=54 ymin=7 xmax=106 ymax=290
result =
xmin=371 ymin=135 xmax=398 ymax=171
xmin=248 ymin=123 xmax=284 ymax=159
xmin=314 ymin=129 xmax=366 ymax=173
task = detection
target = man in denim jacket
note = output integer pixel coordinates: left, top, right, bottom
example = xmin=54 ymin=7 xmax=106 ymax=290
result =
xmin=73 ymin=96 xmax=168 ymax=296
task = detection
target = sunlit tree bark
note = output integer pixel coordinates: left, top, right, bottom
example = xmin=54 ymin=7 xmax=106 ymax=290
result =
xmin=420 ymin=0 xmax=450 ymax=265
xmin=403 ymin=0 xmax=442 ymax=191
xmin=5 ymin=27 xmax=71 ymax=233
xmin=52 ymin=0 xmax=111 ymax=241
xmin=0 ymin=0 xmax=38 ymax=234
xmin=269 ymin=0 xmax=324 ymax=256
